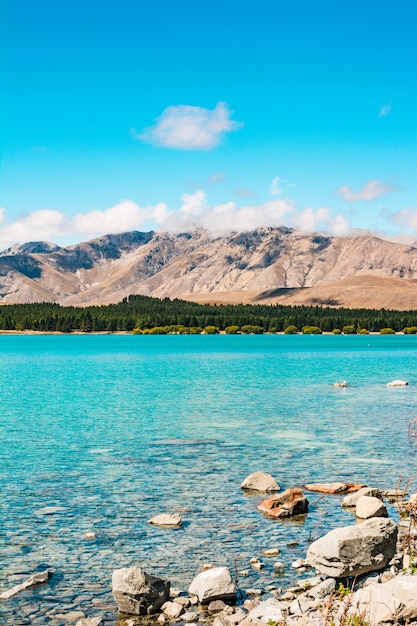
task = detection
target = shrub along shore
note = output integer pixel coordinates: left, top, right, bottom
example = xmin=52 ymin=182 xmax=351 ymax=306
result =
xmin=2 ymin=295 xmax=417 ymax=334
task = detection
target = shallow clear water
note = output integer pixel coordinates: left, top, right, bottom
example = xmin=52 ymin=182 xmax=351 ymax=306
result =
xmin=1 ymin=334 xmax=417 ymax=624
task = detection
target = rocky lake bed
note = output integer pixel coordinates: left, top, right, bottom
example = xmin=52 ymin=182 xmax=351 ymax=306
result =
xmin=3 ymin=474 xmax=417 ymax=626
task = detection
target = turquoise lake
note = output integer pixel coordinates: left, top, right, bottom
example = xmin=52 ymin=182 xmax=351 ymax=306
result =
xmin=1 ymin=334 xmax=417 ymax=624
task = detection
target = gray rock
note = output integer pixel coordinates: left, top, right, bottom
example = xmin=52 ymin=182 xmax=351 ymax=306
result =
xmin=161 ymin=600 xmax=183 ymax=618
xmin=308 ymin=578 xmax=336 ymax=599
xmin=350 ymin=575 xmax=417 ymax=624
xmin=306 ymin=517 xmax=398 ymax=578
xmin=355 ymin=495 xmax=388 ymax=519
xmin=189 ymin=567 xmax=236 ymax=604
xmin=208 ymin=600 xmax=228 ymax=612
xmin=246 ymin=598 xmax=288 ymax=624
xmin=342 ymin=487 xmax=383 ymax=508
xmin=112 ymin=567 xmax=170 ymax=615
xmin=182 ymin=611 xmax=199 ymax=622
xmin=76 ymin=619 xmax=102 ymax=626
xmin=387 ymin=379 xmax=408 ymax=386
xmin=241 ymin=471 xmax=280 ymax=492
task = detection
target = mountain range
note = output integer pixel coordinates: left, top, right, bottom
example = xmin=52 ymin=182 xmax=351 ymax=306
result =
xmin=1 ymin=227 xmax=417 ymax=310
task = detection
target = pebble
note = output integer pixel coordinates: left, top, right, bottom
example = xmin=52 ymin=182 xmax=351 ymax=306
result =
xmin=263 ymin=548 xmax=280 ymax=556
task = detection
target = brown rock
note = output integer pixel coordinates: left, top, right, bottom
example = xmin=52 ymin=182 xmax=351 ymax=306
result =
xmin=257 ymin=488 xmax=308 ymax=518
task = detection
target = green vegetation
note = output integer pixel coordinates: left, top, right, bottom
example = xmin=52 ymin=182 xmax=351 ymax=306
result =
xmin=1 ymin=294 xmax=417 ymax=333
xmin=343 ymin=325 xmax=356 ymax=334
xmin=380 ymin=327 xmax=395 ymax=334
xmin=283 ymin=324 xmax=298 ymax=334
xmin=302 ymin=325 xmax=322 ymax=334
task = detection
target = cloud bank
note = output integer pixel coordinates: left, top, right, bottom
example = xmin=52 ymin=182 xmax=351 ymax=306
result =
xmin=0 ymin=192 xmax=351 ymax=251
xmin=136 ymin=102 xmax=242 ymax=150
xmin=336 ymin=180 xmax=395 ymax=202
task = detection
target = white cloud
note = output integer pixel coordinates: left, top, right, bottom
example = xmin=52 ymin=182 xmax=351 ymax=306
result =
xmin=389 ymin=208 xmax=417 ymax=232
xmin=379 ymin=102 xmax=392 ymax=117
xmin=0 ymin=201 xmax=167 ymax=250
xmin=269 ymin=177 xmax=282 ymax=196
xmin=0 ymin=193 xmax=352 ymax=251
xmin=269 ymin=176 xmax=296 ymax=196
xmin=137 ymin=102 xmax=243 ymax=150
xmin=292 ymin=207 xmax=350 ymax=236
xmin=336 ymin=180 xmax=395 ymax=202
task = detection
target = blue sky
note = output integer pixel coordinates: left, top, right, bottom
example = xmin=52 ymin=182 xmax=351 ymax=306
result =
xmin=0 ymin=0 xmax=416 ymax=248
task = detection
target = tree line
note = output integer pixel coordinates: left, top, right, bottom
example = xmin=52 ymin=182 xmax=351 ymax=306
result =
xmin=1 ymin=294 xmax=417 ymax=333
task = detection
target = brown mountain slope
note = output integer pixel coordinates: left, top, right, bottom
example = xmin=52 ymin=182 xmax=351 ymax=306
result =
xmin=182 ymin=275 xmax=417 ymax=310
xmin=1 ymin=227 xmax=417 ymax=309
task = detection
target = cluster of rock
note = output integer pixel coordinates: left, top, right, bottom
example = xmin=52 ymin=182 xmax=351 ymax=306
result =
xmin=3 ymin=471 xmax=417 ymax=626
xmin=104 ymin=475 xmax=417 ymax=625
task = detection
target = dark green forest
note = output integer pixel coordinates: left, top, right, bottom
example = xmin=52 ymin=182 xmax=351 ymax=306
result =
xmin=1 ymin=294 xmax=417 ymax=333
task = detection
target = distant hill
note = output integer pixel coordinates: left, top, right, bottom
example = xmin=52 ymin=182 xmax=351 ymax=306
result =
xmin=2 ymin=227 xmax=417 ymax=310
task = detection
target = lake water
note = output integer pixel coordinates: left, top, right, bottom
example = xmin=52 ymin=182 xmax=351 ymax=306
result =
xmin=1 ymin=334 xmax=417 ymax=624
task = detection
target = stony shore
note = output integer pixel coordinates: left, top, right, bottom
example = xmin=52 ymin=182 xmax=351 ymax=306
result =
xmin=3 ymin=476 xmax=417 ymax=626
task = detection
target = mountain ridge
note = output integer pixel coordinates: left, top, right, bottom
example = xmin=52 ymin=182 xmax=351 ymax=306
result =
xmin=1 ymin=227 xmax=417 ymax=310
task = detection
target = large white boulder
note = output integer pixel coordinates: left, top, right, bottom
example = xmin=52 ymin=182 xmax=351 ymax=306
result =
xmin=188 ymin=567 xmax=236 ymax=604
xmin=240 ymin=471 xmax=280 ymax=492
xmin=351 ymin=575 xmax=417 ymax=624
xmin=112 ymin=567 xmax=170 ymax=615
xmin=387 ymin=379 xmax=408 ymax=386
xmin=306 ymin=517 xmax=397 ymax=577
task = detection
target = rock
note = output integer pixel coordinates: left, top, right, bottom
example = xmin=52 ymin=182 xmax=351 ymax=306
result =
xmin=161 ymin=600 xmax=184 ymax=618
xmin=273 ymin=561 xmax=285 ymax=570
xmin=246 ymin=598 xmax=288 ymax=624
xmin=188 ymin=566 xmax=236 ymax=604
xmin=55 ymin=611 xmax=86 ymax=622
xmin=245 ymin=588 xmax=264 ymax=596
xmin=112 ymin=567 xmax=170 ymax=615
xmin=148 ymin=513 xmax=182 ymax=527
xmin=387 ymin=379 xmax=408 ymax=386
xmin=249 ymin=557 xmax=264 ymax=570
xmin=240 ymin=471 xmax=280 ymax=492
xmin=157 ymin=614 xmax=167 ymax=624
xmin=342 ymin=487 xmax=383 ymax=507
xmin=84 ymin=531 xmax=97 ymax=539
xmin=355 ymin=495 xmax=388 ymax=519
xmin=182 ymin=611 xmax=199 ymax=622
xmin=229 ymin=608 xmax=248 ymax=624
xmin=208 ymin=600 xmax=228 ymax=613
xmin=333 ymin=381 xmax=348 ymax=387
xmin=291 ymin=558 xmax=310 ymax=570
xmin=308 ymin=578 xmax=336 ymax=599
xmin=257 ymin=488 xmax=308 ymax=518
xmin=306 ymin=517 xmax=398 ymax=578
xmin=0 ymin=569 xmax=52 ymax=599
xmin=263 ymin=548 xmax=280 ymax=556
xmin=174 ymin=596 xmax=190 ymax=607
xmin=76 ymin=619 xmax=102 ymax=626
xmin=350 ymin=575 xmax=417 ymax=624
xmin=296 ymin=576 xmax=322 ymax=590
xmin=304 ymin=482 xmax=365 ymax=494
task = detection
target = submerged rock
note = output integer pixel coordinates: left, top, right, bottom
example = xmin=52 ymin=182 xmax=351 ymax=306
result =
xmin=257 ymin=488 xmax=308 ymax=518
xmin=188 ymin=566 xmax=236 ymax=604
xmin=306 ymin=517 xmax=398 ymax=578
xmin=304 ymin=482 xmax=365 ymax=494
xmin=240 ymin=471 xmax=280 ymax=492
xmin=0 ymin=569 xmax=52 ymax=600
xmin=112 ymin=567 xmax=170 ymax=615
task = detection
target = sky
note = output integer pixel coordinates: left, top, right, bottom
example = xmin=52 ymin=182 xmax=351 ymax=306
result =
xmin=0 ymin=0 xmax=416 ymax=249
